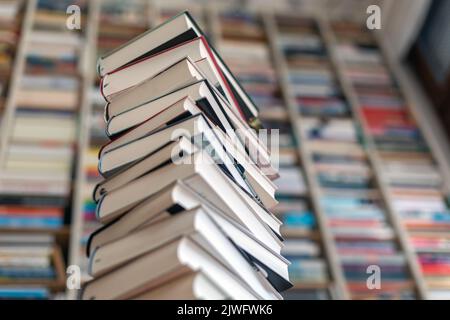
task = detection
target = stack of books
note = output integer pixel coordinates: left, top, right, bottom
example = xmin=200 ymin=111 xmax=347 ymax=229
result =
xmin=278 ymin=17 xmax=416 ymax=300
xmin=81 ymin=11 xmax=291 ymax=300
xmin=0 ymin=0 xmax=23 ymax=117
xmin=77 ymin=0 xmax=153 ymax=282
xmin=333 ymin=21 xmax=450 ymax=300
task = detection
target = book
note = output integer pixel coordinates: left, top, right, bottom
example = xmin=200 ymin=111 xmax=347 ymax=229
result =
xmin=89 ymin=181 xmax=289 ymax=291
xmin=105 ymin=78 xmax=275 ymax=179
xmin=97 ymin=11 xmax=259 ymax=125
xmin=96 ymin=149 xmax=282 ymax=252
xmin=82 ymin=235 xmax=264 ymax=300
xmin=98 ymin=115 xmax=257 ymax=202
xmin=332 ymin=21 xmax=450 ymax=298
xmin=89 ymin=206 xmax=285 ymax=297
xmin=132 ymin=271 xmax=226 ymax=300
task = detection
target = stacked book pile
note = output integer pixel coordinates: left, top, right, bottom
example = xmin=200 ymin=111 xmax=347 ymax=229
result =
xmin=273 ymin=15 xmax=331 ymax=300
xmin=81 ymin=11 xmax=291 ymax=300
xmin=333 ymin=22 xmax=450 ymax=300
xmin=0 ymin=0 xmax=23 ymax=116
xmin=279 ymin=18 xmax=416 ymax=300
xmin=77 ymin=0 xmax=153 ymax=281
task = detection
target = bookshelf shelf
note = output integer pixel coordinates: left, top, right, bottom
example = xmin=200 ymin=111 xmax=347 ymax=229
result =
xmin=320 ymin=20 xmax=425 ymax=299
xmin=316 ymin=17 xmax=427 ymax=300
xmin=326 ymin=20 xmax=448 ymax=299
xmin=0 ymin=245 xmax=66 ymax=293
xmin=373 ymin=33 xmax=450 ymax=196
xmin=202 ymin=7 xmax=341 ymax=299
xmin=0 ymin=0 xmax=88 ymax=299
xmin=263 ymin=12 xmax=350 ymax=300
xmin=0 ymin=226 xmax=70 ymax=241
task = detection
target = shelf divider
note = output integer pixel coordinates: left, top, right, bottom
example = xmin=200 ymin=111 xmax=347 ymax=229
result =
xmin=67 ymin=0 xmax=101 ymax=300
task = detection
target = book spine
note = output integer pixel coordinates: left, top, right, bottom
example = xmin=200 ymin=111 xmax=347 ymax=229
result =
xmin=199 ymin=36 xmax=246 ymax=121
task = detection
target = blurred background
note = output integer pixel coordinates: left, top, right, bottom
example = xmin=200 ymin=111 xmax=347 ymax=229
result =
xmin=0 ymin=0 xmax=449 ymax=300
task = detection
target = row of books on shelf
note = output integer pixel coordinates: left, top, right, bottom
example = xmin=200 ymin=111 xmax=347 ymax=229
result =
xmin=277 ymin=16 xmax=418 ymax=299
xmin=0 ymin=0 xmax=88 ymax=298
xmin=0 ymin=232 xmax=63 ymax=299
xmin=217 ymin=11 xmax=331 ymax=299
xmin=274 ymin=15 xmax=331 ymax=300
xmin=276 ymin=17 xmax=348 ymax=299
xmin=333 ymin=22 xmax=450 ymax=299
xmin=1 ymin=0 xmax=87 ymax=225
xmin=0 ymin=0 xmax=23 ymax=116
xmin=277 ymin=17 xmax=350 ymax=118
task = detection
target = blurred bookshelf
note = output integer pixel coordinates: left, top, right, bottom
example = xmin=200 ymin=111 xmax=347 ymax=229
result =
xmin=0 ymin=0 xmax=448 ymax=300
xmin=0 ymin=0 xmax=87 ymax=300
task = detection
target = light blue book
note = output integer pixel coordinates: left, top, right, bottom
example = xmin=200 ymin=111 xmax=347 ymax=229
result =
xmin=0 ymin=216 xmax=62 ymax=229
xmin=283 ymin=211 xmax=316 ymax=227
xmin=0 ymin=287 xmax=49 ymax=299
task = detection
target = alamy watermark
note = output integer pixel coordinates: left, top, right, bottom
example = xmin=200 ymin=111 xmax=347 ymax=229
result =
xmin=66 ymin=265 xmax=81 ymax=290
xmin=367 ymin=4 xmax=382 ymax=30
xmin=168 ymin=126 xmax=280 ymax=176
xmin=367 ymin=265 xmax=382 ymax=290
xmin=66 ymin=5 xmax=81 ymax=30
